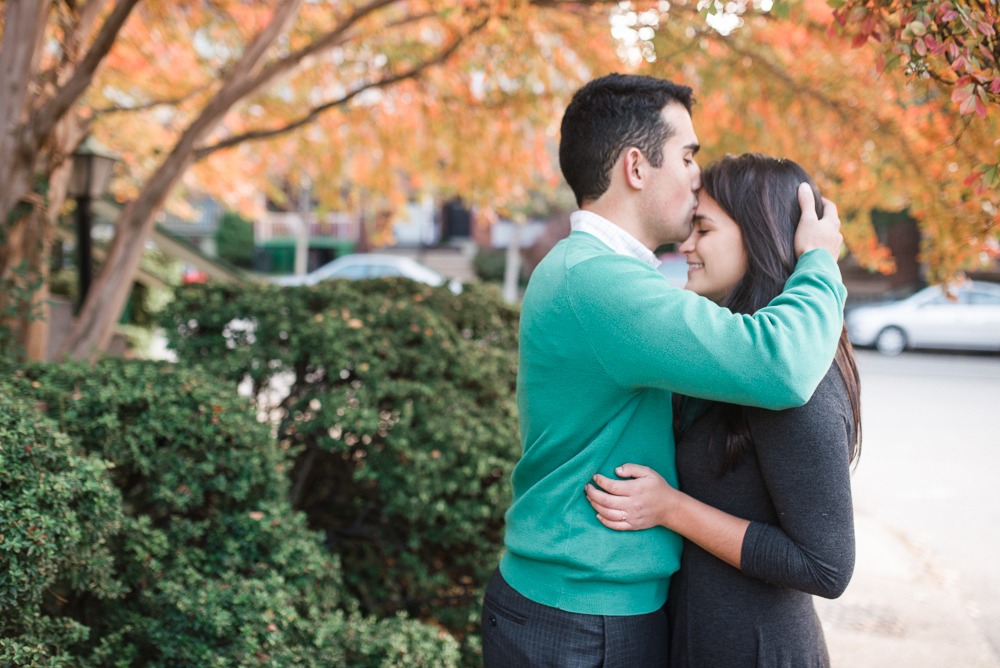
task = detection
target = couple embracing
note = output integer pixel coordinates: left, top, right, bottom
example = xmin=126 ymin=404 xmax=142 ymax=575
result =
xmin=481 ymin=74 xmax=860 ymax=668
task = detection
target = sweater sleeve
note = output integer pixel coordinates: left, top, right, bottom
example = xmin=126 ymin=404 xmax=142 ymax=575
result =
xmin=567 ymin=249 xmax=846 ymax=410
xmin=739 ymin=370 xmax=856 ymax=598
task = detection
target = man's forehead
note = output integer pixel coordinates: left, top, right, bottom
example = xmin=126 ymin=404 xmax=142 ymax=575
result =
xmin=661 ymin=103 xmax=698 ymax=147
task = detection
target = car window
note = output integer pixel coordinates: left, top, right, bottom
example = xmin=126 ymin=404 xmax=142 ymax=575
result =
xmin=367 ymin=265 xmax=403 ymax=278
xmin=971 ymin=291 xmax=1000 ymax=305
xmin=328 ymin=264 xmax=369 ymax=279
xmin=926 ymin=290 xmax=970 ymax=305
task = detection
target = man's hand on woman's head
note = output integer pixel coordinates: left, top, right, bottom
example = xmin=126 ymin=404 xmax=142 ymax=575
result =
xmin=585 ymin=464 xmax=681 ymax=532
xmin=793 ymin=183 xmax=843 ymax=260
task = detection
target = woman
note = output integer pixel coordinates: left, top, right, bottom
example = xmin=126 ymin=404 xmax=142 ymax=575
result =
xmin=585 ymin=153 xmax=861 ymax=668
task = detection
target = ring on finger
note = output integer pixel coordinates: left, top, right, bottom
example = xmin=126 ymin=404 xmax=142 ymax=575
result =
xmin=621 ymin=510 xmax=626 ymax=522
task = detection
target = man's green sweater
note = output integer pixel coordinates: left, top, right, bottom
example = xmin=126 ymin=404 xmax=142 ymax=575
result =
xmin=499 ymin=231 xmax=847 ymax=616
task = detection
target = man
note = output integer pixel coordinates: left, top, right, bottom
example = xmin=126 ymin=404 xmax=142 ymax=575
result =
xmin=481 ymin=74 xmax=846 ymax=667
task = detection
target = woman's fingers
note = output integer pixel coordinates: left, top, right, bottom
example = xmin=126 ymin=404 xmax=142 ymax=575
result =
xmin=591 ymin=473 xmax=625 ymax=494
xmin=588 ymin=498 xmax=622 ymax=520
xmin=595 ymin=513 xmax=631 ymax=532
xmin=614 ymin=463 xmax=654 ymax=479
xmin=585 ymin=483 xmax=626 ymax=510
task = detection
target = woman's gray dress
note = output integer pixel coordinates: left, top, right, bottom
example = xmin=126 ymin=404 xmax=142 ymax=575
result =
xmin=668 ymin=365 xmax=856 ymax=668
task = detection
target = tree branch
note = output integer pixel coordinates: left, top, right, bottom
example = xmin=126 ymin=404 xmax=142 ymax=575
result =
xmin=384 ymin=10 xmax=441 ymax=30
xmin=91 ymin=83 xmax=214 ymax=116
xmin=710 ymin=26 xmax=941 ymax=180
xmin=31 ymin=0 xmax=140 ymax=140
xmin=240 ymin=0 xmax=403 ymax=101
xmin=194 ymin=19 xmax=488 ymax=160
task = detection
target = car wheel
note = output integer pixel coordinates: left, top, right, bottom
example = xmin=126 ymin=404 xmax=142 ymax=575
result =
xmin=875 ymin=326 xmax=907 ymax=356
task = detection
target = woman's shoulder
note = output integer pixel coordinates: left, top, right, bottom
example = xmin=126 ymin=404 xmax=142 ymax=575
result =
xmin=746 ymin=363 xmax=853 ymax=433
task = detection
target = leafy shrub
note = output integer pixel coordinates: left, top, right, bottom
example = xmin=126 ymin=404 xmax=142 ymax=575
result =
xmin=163 ymin=278 xmax=521 ymax=663
xmin=472 ymin=247 xmax=507 ymax=283
xmin=3 ymin=361 xmax=460 ymax=667
xmin=215 ymin=211 xmax=256 ymax=269
xmin=472 ymin=247 xmax=528 ymax=286
xmin=0 ymin=393 xmax=123 ymax=667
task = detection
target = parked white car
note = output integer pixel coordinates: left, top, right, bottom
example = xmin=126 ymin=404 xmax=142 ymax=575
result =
xmin=846 ymin=282 xmax=1000 ymax=355
xmin=271 ymin=253 xmax=462 ymax=294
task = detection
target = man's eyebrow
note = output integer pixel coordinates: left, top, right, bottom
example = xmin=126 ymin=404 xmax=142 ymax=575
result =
xmin=685 ymin=143 xmax=701 ymax=155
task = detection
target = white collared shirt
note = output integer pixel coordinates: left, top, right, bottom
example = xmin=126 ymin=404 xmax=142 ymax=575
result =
xmin=569 ymin=210 xmax=662 ymax=269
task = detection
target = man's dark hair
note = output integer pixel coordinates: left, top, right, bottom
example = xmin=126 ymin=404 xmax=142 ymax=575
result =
xmin=559 ymin=74 xmax=694 ymax=207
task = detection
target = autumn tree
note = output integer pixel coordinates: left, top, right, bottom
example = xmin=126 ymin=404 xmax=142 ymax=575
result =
xmin=604 ymin=0 xmax=999 ymax=280
xmin=1 ymin=0 xmax=623 ymax=360
xmin=0 ymin=0 xmax=142 ymax=359
xmin=832 ymin=0 xmax=1000 ymax=188
xmin=4 ymin=0 xmax=999 ymax=360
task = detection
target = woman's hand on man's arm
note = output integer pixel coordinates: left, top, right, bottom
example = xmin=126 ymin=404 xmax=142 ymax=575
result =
xmin=585 ymin=464 xmax=750 ymax=571
xmin=586 ymin=465 xmax=680 ymax=531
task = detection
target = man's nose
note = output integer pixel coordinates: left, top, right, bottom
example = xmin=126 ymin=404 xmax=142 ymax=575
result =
xmin=692 ymin=164 xmax=702 ymax=190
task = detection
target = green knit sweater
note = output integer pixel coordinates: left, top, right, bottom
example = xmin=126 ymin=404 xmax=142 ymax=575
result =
xmin=499 ymin=231 xmax=847 ymax=616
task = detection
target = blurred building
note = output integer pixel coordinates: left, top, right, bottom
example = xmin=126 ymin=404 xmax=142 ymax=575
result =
xmin=157 ymin=196 xmax=225 ymax=258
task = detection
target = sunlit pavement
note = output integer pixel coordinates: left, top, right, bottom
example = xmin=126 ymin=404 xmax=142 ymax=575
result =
xmin=816 ymin=350 xmax=1000 ymax=667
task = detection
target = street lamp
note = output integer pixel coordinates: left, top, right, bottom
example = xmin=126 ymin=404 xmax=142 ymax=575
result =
xmin=68 ymin=136 xmax=120 ymax=310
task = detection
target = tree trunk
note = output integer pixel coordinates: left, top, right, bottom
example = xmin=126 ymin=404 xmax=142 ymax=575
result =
xmin=1 ymin=0 xmax=136 ymax=356
xmin=0 ymin=1 xmax=52 ymax=339
xmin=22 ymin=116 xmax=88 ymax=360
xmin=0 ymin=0 xmax=52 ymax=225
xmin=59 ymin=0 xmax=307 ymax=360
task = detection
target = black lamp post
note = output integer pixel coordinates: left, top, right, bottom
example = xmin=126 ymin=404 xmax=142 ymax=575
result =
xmin=68 ymin=136 xmax=120 ymax=311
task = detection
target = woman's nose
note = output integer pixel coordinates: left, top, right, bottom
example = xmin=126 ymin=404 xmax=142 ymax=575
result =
xmin=679 ymin=232 xmax=696 ymax=254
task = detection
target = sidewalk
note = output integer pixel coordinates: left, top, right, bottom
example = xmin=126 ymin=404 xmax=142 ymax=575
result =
xmin=815 ymin=513 xmax=999 ymax=667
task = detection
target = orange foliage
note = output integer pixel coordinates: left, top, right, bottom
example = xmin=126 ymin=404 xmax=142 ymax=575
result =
xmin=78 ymin=0 xmax=998 ymax=280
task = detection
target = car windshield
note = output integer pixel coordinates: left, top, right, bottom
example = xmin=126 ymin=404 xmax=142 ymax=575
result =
xmin=885 ymin=283 xmax=926 ymax=301
xmin=326 ymin=264 xmax=368 ymax=280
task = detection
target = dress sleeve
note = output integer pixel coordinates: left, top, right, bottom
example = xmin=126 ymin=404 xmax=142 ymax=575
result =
xmin=568 ymin=249 xmax=846 ymax=410
xmin=738 ymin=370 xmax=856 ymax=598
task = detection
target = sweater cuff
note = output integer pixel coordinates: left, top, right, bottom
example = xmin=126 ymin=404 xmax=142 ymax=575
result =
xmin=796 ymin=249 xmax=844 ymax=283
xmin=739 ymin=520 xmax=767 ymax=577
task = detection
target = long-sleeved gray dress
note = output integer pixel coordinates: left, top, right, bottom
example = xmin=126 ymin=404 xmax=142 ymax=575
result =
xmin=667 ymin=365 xmax=856 ymax=668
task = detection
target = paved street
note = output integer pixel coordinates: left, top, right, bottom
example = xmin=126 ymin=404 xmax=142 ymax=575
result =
xmin=816 ymin=350 xmax=1000 ymax=666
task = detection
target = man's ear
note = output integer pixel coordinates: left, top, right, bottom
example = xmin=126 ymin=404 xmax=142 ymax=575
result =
xmin=622 ymin=147 xmax=645 ymax=191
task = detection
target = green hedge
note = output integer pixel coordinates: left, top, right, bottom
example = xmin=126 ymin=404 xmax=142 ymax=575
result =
xmin=162 ymin=278 xmax=521 ymax=664
xmin=0 ymin=393 xmax=123 ymax=667
xmin=1 ymin=361 xmax=459 ymax=667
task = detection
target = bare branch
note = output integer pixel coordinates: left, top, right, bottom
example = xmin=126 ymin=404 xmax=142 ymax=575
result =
xmin=32 ymin=0 xmax=141 ymax=140
xmin=384 ymin=10 xmax=441 ymax=30
xmin=240 ymin=0 xmax=403 ymax=100
xmin=708 ymin=27 xmax=938 ymax=176
xmin=92 ymin=83 xmax=215 ymax=116
xmin=194 ymin=18 xmax=488 ymax=160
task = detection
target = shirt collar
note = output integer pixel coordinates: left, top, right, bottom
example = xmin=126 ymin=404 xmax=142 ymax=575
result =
xmin=569 ymin=210 xmax=662 ymax=269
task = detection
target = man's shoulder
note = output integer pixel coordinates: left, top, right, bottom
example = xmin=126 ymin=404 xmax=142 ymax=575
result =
xmin=527 ymin=233 xmax=668 ymax=307
xmin=559 ymin=232 xmax=662 ymax=275
xmin=529 ymin=233 xmax=614 ymax=280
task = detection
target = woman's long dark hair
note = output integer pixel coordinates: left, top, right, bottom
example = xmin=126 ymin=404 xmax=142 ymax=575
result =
xmin=699 ymin=153 xmax=862 ymax=472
